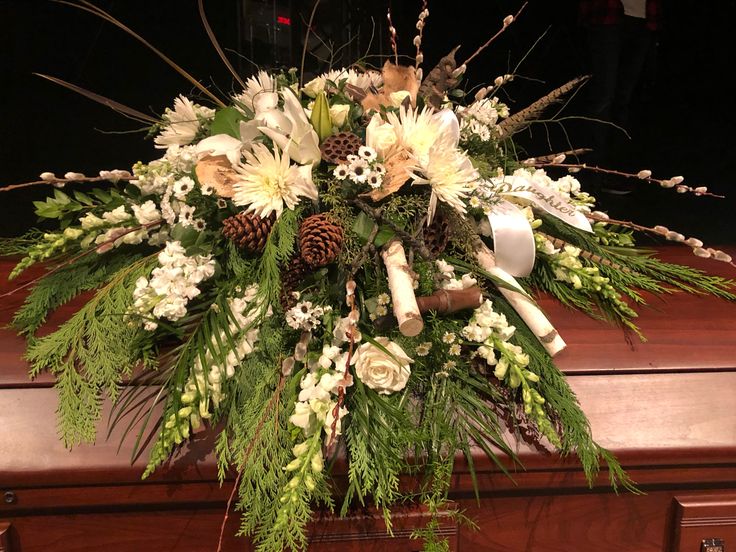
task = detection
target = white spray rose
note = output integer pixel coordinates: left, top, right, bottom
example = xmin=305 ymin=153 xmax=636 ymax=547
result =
xmin=354 ymin=337 xmax=413 ymax=394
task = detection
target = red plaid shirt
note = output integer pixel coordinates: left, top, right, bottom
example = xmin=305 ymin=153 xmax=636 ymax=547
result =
xmin=579 ymin=0 xmax=662 ymax=30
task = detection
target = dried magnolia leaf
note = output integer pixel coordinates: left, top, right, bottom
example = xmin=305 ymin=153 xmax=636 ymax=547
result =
xmin=364 ymin=149 xmax=414 ymax=201
xmin=361 ymin=61 xmax=420 ymax=112
xmin=195 ymin=154 xmax=239 ymax=198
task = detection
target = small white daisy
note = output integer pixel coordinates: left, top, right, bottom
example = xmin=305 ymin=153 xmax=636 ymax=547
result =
xmin=367 ymin=173 xmax=383 ymax=189
xmin=448 ymin=343 xmax=462 ymax=356
xmin=373 ymin=163 xmax=386 ymax=175
xmin=375 ymin=304 xmax=388 ymax=316
xmin=346 ymin=154 xmax=359 ymax=164
xmin=348 ymin=159 xmax=370 ymax=183
xmin=179 ymin=204 xmax=196 ymax=226
xmin=333 ymin=164 xmax=349 ymax=180
xmin=193 ymin=218 xmax=207 ymax=231
xmin=377 ymin=293 xmax=390 ymax=305
xmin=358 ymin=145 xmax=377 ymax=162
xmin=200 ymin=183 xmax=214 ymax=196
xmin=442 ymin=360 xmax=457 ymax=370
xmin=217 ymin=198 xmax=228 ymax=209
xmin=469 ymin=196 xmax=481 ymax=208
xmin=415 ymin=342 xmax=432 ymax=356
xmin=442 ymin=331 xmax=456 ymax=344
xmin=173 ymin=176 xmax=195 ymax=200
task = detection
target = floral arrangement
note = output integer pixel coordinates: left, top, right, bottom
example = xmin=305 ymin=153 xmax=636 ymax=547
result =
xmin=2 ymin=2 xmax=735 ymax=551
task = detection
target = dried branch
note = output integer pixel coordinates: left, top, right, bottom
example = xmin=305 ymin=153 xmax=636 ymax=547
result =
xmin=461 ymin=2 xmax=528 ymax=67
xmin=198 ymin=0 xmax=247 ymax=91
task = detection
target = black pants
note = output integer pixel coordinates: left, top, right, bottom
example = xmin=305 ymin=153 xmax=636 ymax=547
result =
xmin=585 ymin=17 xmax=656 ymax=168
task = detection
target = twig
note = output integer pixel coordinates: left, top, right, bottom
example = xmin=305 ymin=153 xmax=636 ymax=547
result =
xmin=349 ymin=198 xmax=433 ymax=260
xmin=299 ymin=0 xmax=322 ymax=89
xmin=349 ymin=217 xmax=381 ymax=277
xmin=532 ymin=162 xmax=725 ymax=199
xmin=198 ymin=0 xmax=247 ymax=91
xmin=1 ymin=174 xmax=134 ymax=193
xmin=525 ymin=148 xmax=592 ymax=164
xmin=386 ymin=8 xmax=399 ymax=65
xmin=586 ymin=213 xmax=735 ymax=266
xmin=216 ymin=374 xmax=286 ymax=552
xmin=462 ymin=2 xmax=528 ymax=67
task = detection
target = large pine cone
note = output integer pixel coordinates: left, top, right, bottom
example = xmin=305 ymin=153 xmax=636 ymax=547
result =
xmin=320 ymin=132 xmax=362 ymax=164
xmin=424 ymin=212 xmax=450 ymax=259
xmin=299 ymin=213 xmax=344 ymax=268
xmin=280 ymin=255 xmax=309 ymax=310
xmin=222 ymin=211 xmax=275 ymax=253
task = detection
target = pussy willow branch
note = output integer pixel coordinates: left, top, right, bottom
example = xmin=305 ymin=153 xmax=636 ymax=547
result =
xmin=1 ymin=175 xmax=135 ymax=193
xmin=462 ymin=2 xmax=528 ymax=67
xmin=532 ymin=162 xmax=725 ymax=199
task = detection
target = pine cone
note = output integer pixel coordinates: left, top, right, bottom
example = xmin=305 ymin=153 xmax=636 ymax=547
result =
xmin=424 ymin=212 xmax=450 ymax=259
xmin=222 ymin=211 xmax=275 ymax=253
xmin=320 ymin=132 xmax=362 ymax=164
xmin=299 ymin=213 xmax=344 ymax=268
xmin=280 ymin=255 xmax=309 ymax=310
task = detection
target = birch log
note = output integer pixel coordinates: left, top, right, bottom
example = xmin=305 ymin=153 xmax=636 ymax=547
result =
xmin=381 ymin=239 xmax=424 ymax=336
xmin=474 ymin=238 xmax=566 ymax=356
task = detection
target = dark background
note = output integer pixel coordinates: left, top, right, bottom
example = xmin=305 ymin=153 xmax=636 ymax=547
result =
xmin=2 ymin=0 xmax=734 ymax=242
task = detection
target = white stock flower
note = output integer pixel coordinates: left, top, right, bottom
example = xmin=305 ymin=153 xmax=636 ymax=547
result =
xmin=131 ymin=201 xmax=161 ymax=225
xmin=232 ymin=143 xmax=317 ymax=219
xmin=102 ymin=205 xmax=131 ymax=224
xmin=354 ymin=337 xmax=413 ymax=395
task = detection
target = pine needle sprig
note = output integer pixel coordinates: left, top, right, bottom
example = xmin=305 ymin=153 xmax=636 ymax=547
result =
xmin=25 ymin=255 xmax=157 ymax=446
xmin=12 ymin=251 xmax=144 ymax=338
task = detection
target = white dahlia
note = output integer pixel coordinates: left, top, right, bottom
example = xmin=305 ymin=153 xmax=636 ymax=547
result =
xmin=232 ymin=143 xmax=317 ymax=218
xmin=386 ymin=106 xmax=444 ymax=165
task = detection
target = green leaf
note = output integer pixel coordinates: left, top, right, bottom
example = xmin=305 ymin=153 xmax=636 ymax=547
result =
xmin=210 ymin=106 xmax=244 ymax=139
xmin=373 ymin=227 xmax=395 ymax=248
xmin=73 ymin=191 xmax=95 ymax=206
xmin=352 ymin=211 xmax=374 ymax=244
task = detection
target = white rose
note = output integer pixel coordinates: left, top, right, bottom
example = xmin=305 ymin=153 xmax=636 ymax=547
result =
xmin=329 ymin=104 xmax=350 ymax=128
xmin=354 ymin=337 xmax=412 ymax=395
xmin=302 ymin=76 xmax=326 ymax=98
xmin=365 ymin=114 xmax=398 ymax=159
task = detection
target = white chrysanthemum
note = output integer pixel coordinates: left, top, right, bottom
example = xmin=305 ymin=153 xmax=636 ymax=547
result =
xmin=155 ymin=95 xmax=214 ymax=148
xmin=303 ymin=68 xmax=383 ymax=98
xmin=386 ymin=106 xmax=445 ymax=165
xmin=232 ymin=143 xmax=317 ymax=218
xmin=233 ymin=70 xmax=277 ymax=112
xmin=411 ymin=136 xmax=478 ymax=221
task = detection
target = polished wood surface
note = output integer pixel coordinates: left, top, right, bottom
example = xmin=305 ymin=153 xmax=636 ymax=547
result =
xmin=1 ymin=247 xmax=735 ymax=551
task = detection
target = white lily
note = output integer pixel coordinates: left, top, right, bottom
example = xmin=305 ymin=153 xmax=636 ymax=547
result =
xmin=259 ymin=90 xmax=321 ymax=165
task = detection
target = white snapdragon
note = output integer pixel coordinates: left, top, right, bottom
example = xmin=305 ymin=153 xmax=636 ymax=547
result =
xmin=434 ymin=259 xmax=477 ymax=290
xmin=130 ymin=241 xmax=216 ymax=330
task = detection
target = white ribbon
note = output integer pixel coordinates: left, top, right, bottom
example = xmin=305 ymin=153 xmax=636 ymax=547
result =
xmin=486 ymin=174 xmax=592 ymax=277
xmin=487 ymin=199 xmax=536 ymax=277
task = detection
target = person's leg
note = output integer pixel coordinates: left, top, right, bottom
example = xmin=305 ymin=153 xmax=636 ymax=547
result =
xmin=584 ymin=23 xmax=622 ymax=193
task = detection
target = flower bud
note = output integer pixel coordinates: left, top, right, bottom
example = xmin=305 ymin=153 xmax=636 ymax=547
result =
xmin=694 ymin=186 xmax=708 ymax=194
xmin=40 ymin=172 xmax=56 ymax=181
xmin=671 ymin=176 xmax=684 ymax=184
xmin=685 ymin=237 xmax=703 ymax=248
xmin=311 ymin=452 xmax=324 ymax=473
xmin=636 ymin=170 xmax=652 ymax=179
xmin=503 ymin=15 xmax=514 ymax=26
xmin=552 ymin=154 xmax=566 ymax=164
xmin=178 ymin=406 xmax=193 ymax=418
xmin=675 ymin=185 xmax=688 ymax=193
xmin=284 ymin=458 xmax=302 ymax=472
xmin=652 ymin=225 xmax=669 ymax=235
xmin=64 ymin=171 xmax=85 ymax=180
xmin=713 ymin=250 xmax=733 ymax=263
xmin=304 ymin=475 xmax=316 ymax=491
xmin=288 ymin=476 xmax=301 ymax=489
xmin=660 ymin=179 xmax=675 ymax=188
xmin=665 ymin=231 xmax=685 ymax=242
xmin=413 ymin=35 xmax=421 ymax=47
xmin=693 ymin=247 xmax=711 ymax=258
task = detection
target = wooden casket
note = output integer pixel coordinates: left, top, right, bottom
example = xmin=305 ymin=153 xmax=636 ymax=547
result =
xmin=1 ymin=248 xmax=735 ymax=552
